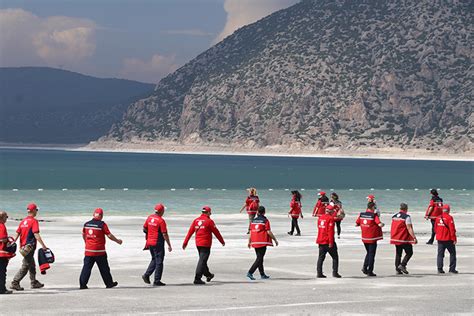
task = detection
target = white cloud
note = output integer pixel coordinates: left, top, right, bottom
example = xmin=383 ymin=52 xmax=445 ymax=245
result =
xmin=213 ymin=0 xmax=298 ymax=44
xmin=0 ymin=8 xmax=96 ymax=67
xmin=120 ymin=54 xmax=178 ymax=83
xmin=161 ymin=29 xmax=214 ymax=37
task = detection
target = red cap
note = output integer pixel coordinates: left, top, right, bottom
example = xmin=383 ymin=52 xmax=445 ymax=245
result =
xmin=318 ymin=191 xmax=326 ymax=196
xmin=326 ymin=204 xmax=335 ymax=212
xmin=202 ymin=206 xmax=211 ymax=213
xmin=27 ymin=203 xmax=38 ymax=211
xmin=93 ymin=208 xmax=104 ymax=219
xmin=154 ymin=203 xmax=165 ymax=212
xmin=442 ymin=204 xmax=450 ymax=212
xmin=367 ymin=194 xmax=375 ymax=199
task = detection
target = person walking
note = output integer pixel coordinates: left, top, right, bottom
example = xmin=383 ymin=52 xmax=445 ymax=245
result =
xmin=11 ymin=203 xmax=47 ymax=291
xmin=367 ymin=194 xmax=380 ymax=216
xmin=330 ymin=192 xmax=345 ymax=239
xmin=79 ymin=208 xmax=122 ymax=289
xmin=240 ymin=188 xmax=260 ymax=234
xmin=356 ymin=202 xmax=384 ymax=277
xmin=435 ymin=204 xmax=458 ymax=274
xmin=183 ymin=206 xmax=225 ymax=285
xmin=316 ymin=205 xmax=341 ymax=278
xmin=312 ymin=191 xmax=329 ymax=217
xmin=0 ymin=211 xmax=15 ymax=295
xmin=247 ymin=206 xmax=278 ymax=280
xmin=425 ymin=189 xmax=443 ymax=244
xmin=142 ymin=203 xmax=172 ymax=286
xmin=288 ymin=190 xmax=303 ymax=236
xmin=390 ymin=203 xmax=417 ymax=274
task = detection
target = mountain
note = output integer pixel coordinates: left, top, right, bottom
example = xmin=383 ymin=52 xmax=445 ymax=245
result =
xmin=99 ymin=0 xmax=472 ymax=154
xmin=0 ymin=67 xmax=154 ymax=143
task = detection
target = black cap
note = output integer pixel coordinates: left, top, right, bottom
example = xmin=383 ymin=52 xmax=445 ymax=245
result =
xmin=430 ymin=189 xmax=438 ymax=196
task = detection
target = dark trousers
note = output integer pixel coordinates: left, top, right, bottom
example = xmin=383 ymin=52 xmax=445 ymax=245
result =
xmin=0 ymin=258 xmax=8 ymax=293
xmin=195 ymin=246 xmax=212 ymax=280
xmin=317 ymin=243 xmax=339 ymax=275
xmin=335 ymin=221 xmax=342 ymax=236
xmin=249 ymin=246 xmax=267 ymax=275
xmin=437 ymin=241 xmax=456 ymax=271
xmin=290 ymin=218 xmax=301 ymax=234
xmin=144 ymin=245 xmax=165 ymax=283
xmin=363 ymin=243 xmax=377 ymax=273
xmin=13 ymin=251 xmax=36 ymax=284
xmin=79 ymin=255 xmax=114 ymax=287
xmin=428 ymin=219 xmax=436 ymax=243
xmin=395 ymin=244 xmax=413 ymax=268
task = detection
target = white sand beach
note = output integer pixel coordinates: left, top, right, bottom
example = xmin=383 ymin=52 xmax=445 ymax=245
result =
xmin=1 ymin=212 xmax=473 ymax=315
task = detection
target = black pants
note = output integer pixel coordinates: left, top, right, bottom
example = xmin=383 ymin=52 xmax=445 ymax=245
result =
xmin=0 ymin=258 xmax=8 ymax=293
xmin=363 ymin=243 xmax=377 ymax=273
xmin=317 ymin=243 xmax=339 ymax=275
xmin=79 ymin=255 xmax=114 ymax=287
xmin=195 ymin=246 xmax=212 ymax=280
xmin=395 ymin=244 xmax=413 ymax=269
xmin=335 ymin=221 xmax=342 ymax=236
xmin=428 ymin=219 xmax=436 ymax=243
xmin=249 ymin=247 xmax=267 ymax=275
xmin=437 ymin=241 xmax=456 ymax=271
xmin=144 ymin=245 xmax=165 ymax=283
xmin=290 ymin=218 xmax=301 ymax=234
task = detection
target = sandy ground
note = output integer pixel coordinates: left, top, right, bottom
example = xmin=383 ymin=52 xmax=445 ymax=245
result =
xmin=1 ymin=212 xmax=473 ymax=315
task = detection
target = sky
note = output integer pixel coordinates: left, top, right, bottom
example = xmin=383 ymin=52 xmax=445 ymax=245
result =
xmin=0 ymin=0 xmax=298 ymax=83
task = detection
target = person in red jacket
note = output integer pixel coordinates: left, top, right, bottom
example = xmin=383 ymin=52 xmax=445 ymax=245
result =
xmin=425 ymin=189 xmax=443 ymax=244
xmin=240 ymin=188 xmax=260 ymax=234
xmin=142 ymin=203 xmax=172 ymax=286
xmin=312 ymin=191 xmax=329 ymax=217
xmin=288 ymin=190 xmax=303 ymax=236
xmin=436 ymin=204 xmax=458 ymax=274
xmin=316 ymin=205 xmax=341 ymax=278
xmin=0 ymin=211 xmax=15 ymax=295
xmin=356 ymin=202 xmax=384 ymax=277
xmin=390 ymin=203 xmax=417 ymax=274
xmin=11 ymin=203 xmax=48 ymax=291
xmin=330 ymin=192 xmax=345 ymax=239
xmin=79 ymin=208 xmax=123 ymax=289
xmin=247 ymin=206 xmax=278 ymax=280
xmin=183 ymin=206 xmax=225 ymax=285
xmin=367 ymin=194 xmax=380 ymax=216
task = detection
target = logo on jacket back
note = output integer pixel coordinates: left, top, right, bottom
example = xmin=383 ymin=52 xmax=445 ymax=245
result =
xmin=363 ymin=219 xmax=368 ymax=224
xmin=23 ymin=220 xmax=28 ymax=226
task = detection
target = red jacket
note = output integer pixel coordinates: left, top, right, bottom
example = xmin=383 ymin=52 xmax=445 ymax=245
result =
xmin=289 ymin=200 xmax=302 ymax=218
xmin=390 ymin=210 xmax=415 ymax=245
xmin=356 ymin=210 xmax=383 ymax=244
xmin=183 ymin=214 xmax=225 ymax=248
xmin=316 ymin=214 xmax=335 ymax=246
xmin=331 ymin=201 xmax=344 ymax=222
xmin=425 ymin=196 xmax=443 ymax=219
xmin=245 ymin=195 xmax=260 ymax=215
xmin=83 ymin=219 xmax=111 ymax=256
xmin=143 ymin=214 xmax=167 ymax=248
xmin=0 ymin=223 xmax=15 ymax=259
xmin=435 ymin=213 xmax=457 ymax=242
xmin=312 ymin=197 xmax=329 ymax=217
xmin=250 ymin=215 xmax=273 ymax=248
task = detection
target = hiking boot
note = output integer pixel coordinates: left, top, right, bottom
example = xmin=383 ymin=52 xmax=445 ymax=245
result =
xmin=142 ymin=274 xmax=151 ymax=284
xmin=246 ymin=272 xmax=256 ymax=280
xmin=438 ymin=269 xmax=445 ymax=274
xmin=10 ymin=282 xmax=24 ymax=291
xmin=31 ymin=281 xmax=44 ymax=289
xmin=426 ymin=241 xmax=434 ymax=245
xmin=317 ymin=274 xmax=327 ymax=278
xmin=361 ymin=268 xmax=368 ymax=275
xmin=295 ymin=233 xmax=301 ymax=236
xmin=287 ymin=232 xmax=293 ymax=236
xmin=367 ymin=272 xmax=377 ymax=277
xmin=206 ymin=273 xmax=215 ymax=282
xmin=153 ymin=281 xmax=166 ymax=286
xmin=193 ymin=279 xmax=205 ymax=285
xmin=79 ymin=285 xmax=88 ymax=290
xmin=398 ymin=265 xmax=409 ymax=274
xmin=396 ymin=269 xmax=403 ymax=275
xmin=332 ymin=272 xmax=341 ymax=278
xmin=260 ymin=274 xmax=270 ymax=279
xmin=106 ymin=281 xmax=118 ymax=288
xmin=449 ymin=270 xmax=459 ymax=274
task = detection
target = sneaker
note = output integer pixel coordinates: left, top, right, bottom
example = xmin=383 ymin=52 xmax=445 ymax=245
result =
xmin=287 ymin=232 xmax=293 ymax=236
xmin=31 ymin=281 xmax=44 ymax=289
xmin=332 ymin=272 xmax=342 ymax=278
xmin=361 ymin=268 xmax=368 ymax=275
xmin=106 ymin=281 xmax=118 ymax=288
xmin=396 ymin=269 xmax=403 ymax=275
xmin=0 ymin=290 xmax=13 ymax=294
xmin=398 ymin=265 xmax=409 ymax=274
xmin=79 ymin=285 xmax=88 ymax=290
xmin=260 ymin=274 xmax=270 ymax=279
xmin=438 ymin=269 xmax=445 ymax=274
xmin=295 ymin=233 xmax=301 ymax=236
xmin=10 ymin=282 xmax=24 ymax=291
xmin=193 ymin=279 xmax=206 ymax=285
xmin=317 ymin=274 xmax=327 ymax=278
xmin=367 ymin=272 xmax=377 ymax=277
xmin=426 ymin=241 xmax=434 ymax=245
xmin=142 ymin=275 xmax=150 ymax=284
xmin=449 ymin=270 xmax=459 ymax=274
xmin=246 ymin=273 xmax=256 ymax=280
xmin=206 ymin=273 xmax=215 ymax=282
xmin=153 ymin=281 xmax=166 ymax=286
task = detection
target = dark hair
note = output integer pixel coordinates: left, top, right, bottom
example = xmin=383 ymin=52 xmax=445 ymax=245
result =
xmin=331 ymin=192 xmax=339 ymax=200
xmin=400 ymin=203 xmax=408 ymax=211
xmin=367 ymin=202 xmax=376 ymax=209
xmin=257 ymin=206 xmax=266 ymax=214
xmin=430 ymin=189 xmax=438 ymax=196
xmin=291 ymin=190 xmax=302 ymax=201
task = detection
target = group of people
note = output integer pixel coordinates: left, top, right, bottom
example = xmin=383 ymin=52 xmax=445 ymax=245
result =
xmin=0 ymin=188 xmax=459 ymax=294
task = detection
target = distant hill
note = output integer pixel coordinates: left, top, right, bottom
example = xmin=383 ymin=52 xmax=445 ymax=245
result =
xmin=0 ymin=67 xmax=154 ymax=143
xmin=101 ymin=0 xmax=472 ymax=154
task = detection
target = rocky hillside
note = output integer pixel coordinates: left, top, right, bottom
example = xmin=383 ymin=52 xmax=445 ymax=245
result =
xmin=0 ymin=67 xmax=154 ymax=143
xmin=101 ymin=0 xmax=473 ymax=153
